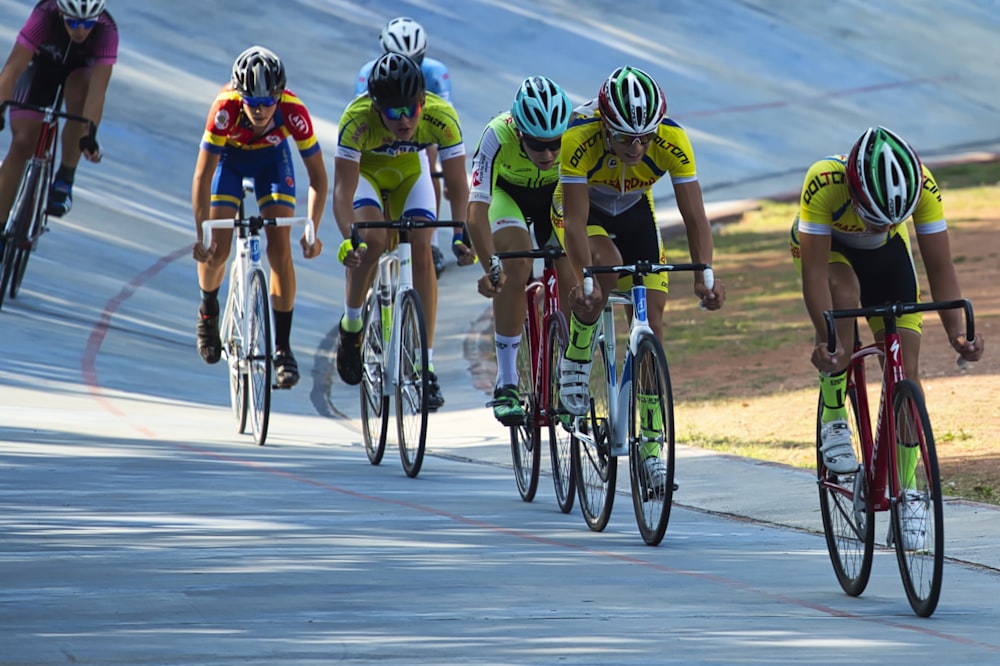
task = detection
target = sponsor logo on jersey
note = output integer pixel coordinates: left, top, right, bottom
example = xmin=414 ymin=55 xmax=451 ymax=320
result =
xmin=802 ymin=169 xmax=845 ymax=205
xmin=472 ymin=168 xmax=482 ymax=187
xmin=288 ymin=113 xmax=310 ymax=135
xmin=568 ymin=132 xmax=602 ymax=168
xmin=214 ymin=109 xmax=231 ymax=130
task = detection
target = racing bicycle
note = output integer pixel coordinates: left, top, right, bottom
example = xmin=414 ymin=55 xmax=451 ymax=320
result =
xmin=201 ymin=185 xmax=313 ymax=447
xmin=493 ymin=245 xmax=574 ymax=510
xmin=355 ymin=218 xmax=465 ymax=478
xmin=573 ymin=261 xmax=714 ymax=546
xmin=0 ymin=98 xmax=95 ymax=310
xmin=818 ymin=298 xmax=975 ymax=617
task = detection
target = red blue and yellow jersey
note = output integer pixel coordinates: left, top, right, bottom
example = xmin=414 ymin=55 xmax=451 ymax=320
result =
xmin=797 ymin=156 xmax=946 ymax=250
xmin=200 ymin=85 xmax=320 ymax=158
xmin=558 ymin=99 xmax=698 ymax=216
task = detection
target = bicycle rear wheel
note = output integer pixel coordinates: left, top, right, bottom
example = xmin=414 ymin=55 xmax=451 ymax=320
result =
xmin=573 ymin=334 xmax=616 ymax=531
xmin=817 ymin=378 xmax=874 ymax=598
xmin=396 ymin=289 xmax=428 ymax=478
xmin=547 ymin=313 xmax=574 ymax=513
xmin=246 ymin=268 xmax=272 ymax=446
xmin=890 ymin=378 xmax=944 ymax=618
xmin=628 ymin=335 xmax=675 ymax=546
xmin=10 ymin=160 xmax=50 ymax=299
xmin=1 ymin=163 xmax=40 ymax=307
xmin=361 ymin=293 xmax=389 ymax=465
xmin=222 ymin=286 xmax=248 ymax=434
xmin=510 ymin=317 xmax=541 ymax=501
xmin=0 ymin=223 xmax=18 ymax=309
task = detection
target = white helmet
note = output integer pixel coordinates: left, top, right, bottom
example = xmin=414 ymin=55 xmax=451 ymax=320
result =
xmin=379 ymin=17 xmax=427 ymax=65
xmin=57 ymin=0 xmax=106 ymax=19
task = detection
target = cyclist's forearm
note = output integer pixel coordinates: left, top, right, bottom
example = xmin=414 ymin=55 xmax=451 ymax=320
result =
xmin=466 ymin=201 xmax=494 ymax=267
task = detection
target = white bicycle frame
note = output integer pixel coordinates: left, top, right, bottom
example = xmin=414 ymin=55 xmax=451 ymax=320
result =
xmin=371 ymin=241 xmax=415 ymax=401
xmin=202 ymin=216 xmax=314 ymax=373
xmin=578 ymin=266 xmax=715 ymax=456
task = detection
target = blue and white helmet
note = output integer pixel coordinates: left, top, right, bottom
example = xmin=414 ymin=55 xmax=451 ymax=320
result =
xmin=511 ymin=76 xmax=572 ymax=139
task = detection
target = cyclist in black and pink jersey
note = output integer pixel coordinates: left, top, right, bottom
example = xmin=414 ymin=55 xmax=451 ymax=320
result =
xmin=191 ymin=46 xmax=328 ymax=389
xmin=466 ymin=76 xmax=573 ymax=425
xmin=0 ymin=0 xmax=116 ymax=225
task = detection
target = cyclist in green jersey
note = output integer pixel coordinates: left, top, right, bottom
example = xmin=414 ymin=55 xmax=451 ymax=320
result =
xmin=466 ymin=76 xmax=573 ymax=425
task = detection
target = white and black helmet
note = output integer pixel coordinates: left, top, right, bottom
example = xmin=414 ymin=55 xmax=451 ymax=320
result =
xmin=380 ymin=17 xmax=427 ymax=65
xmin=231 ymin=45 xmax=286 ymax=99
xmin=57 ymin=0 xmax=105 ymax=19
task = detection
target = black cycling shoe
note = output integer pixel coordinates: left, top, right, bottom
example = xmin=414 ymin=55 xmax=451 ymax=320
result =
xmin=46 ymin=180 xmax=73 ymax=218
xmin=432 ymin=244 xmax=445 ymax=278
xmin=273 ymin=348 xmax=300 ymax=389
xmin=426 ymin=371 xmax=445 ymax=411
xmin=336 ymin=323 xmax=363 ymax=385
xmin=196 ymin=314 xmax=221 ymax=364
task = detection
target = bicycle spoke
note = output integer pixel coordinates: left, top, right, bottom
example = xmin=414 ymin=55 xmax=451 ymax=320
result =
xmin=396 ymin=291 xmax=428 ymax=478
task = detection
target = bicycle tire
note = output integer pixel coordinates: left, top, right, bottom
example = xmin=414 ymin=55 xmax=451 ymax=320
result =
xmin=396 ymin=289 xmax=428 ymax=478
xmin=361 ymin=292 xmax=390 ymax=465
xmin=1 ymin=162 xmax=40 ymax=305
xmin=510 ymin=316 xmax=541 ymax=502
xmin=890 ymin=378 xmax=944 ymax=617
xmin=0 ymin=224 xmax=17 ymax=309
xmin=246 ymin=268 xmax=272 ymax=446
xmin=817 ymin=381 xmax=874 ymax=598
xmin=628 ymin=334 xmax=675 ymax=546
xmin=222 ymin=280 xmax=248 ymax=434
xmin=10 ymin=160 xmax=50 ymax=299
xmin=546 ymin=313 xmax=574 ymax=513
xmin=573 ymin=332 xmax=617 ymax=532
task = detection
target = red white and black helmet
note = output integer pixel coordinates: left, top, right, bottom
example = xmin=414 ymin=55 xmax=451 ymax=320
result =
xmin=57 ymin=0 xmax=105 ymax=19
xmin=597 ymin=66 xmax=666 ymax=136
xmin=846 ymin=126 xmax=923 ymax=228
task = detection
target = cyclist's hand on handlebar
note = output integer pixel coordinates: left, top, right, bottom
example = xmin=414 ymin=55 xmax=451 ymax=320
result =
xmin=696 ymin=276 xmax=725 ymax=311
xmin=192 ymin=237 xmax=216 ymax=263
xmin=811 ymin=341 xmax=843 ymax=373
xmin=451 ymin=229 xmax=477 ymax=266
xmin=477 ymin=270 xmax=504 ymax=298
xmin=301 ymin=233 xmax=323 ymax=259
xmin=79 ymin=133 xmax=102 ymax=163
xmin=573 ymin=277 xmax=602 ymax=310
xmin=337 ymin=237 xmax=367 ymax=268
xmin=952 ymin=333 xmax=985 ymax=364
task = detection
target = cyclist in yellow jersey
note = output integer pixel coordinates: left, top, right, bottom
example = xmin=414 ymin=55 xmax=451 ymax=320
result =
xmin=554 ymin=66 xmax=725 ymax=490
xmin=333 ymin=53 xmax=473 ymax=409
xmin=466 ymin=76 xmax=573 ymax=425
xmin=790 ymin=126 xmax=984 ymax=481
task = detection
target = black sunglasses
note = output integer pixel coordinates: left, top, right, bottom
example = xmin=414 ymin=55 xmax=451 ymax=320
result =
xmin=521 ymin=134 xmax=562 ymax=153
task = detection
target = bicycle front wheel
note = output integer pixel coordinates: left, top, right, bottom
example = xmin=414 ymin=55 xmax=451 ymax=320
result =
xmin=628 ymin=335 xmax=675 ymax=546
xmin=246 ymin=268 xmax=272 ymax=446
xmin=396 ymin=289 xmax=428 ymax=478
xmin=360 ymin=293 xmax=389 ymax=465
xmin=0 ymin=224 xmax=17 ymax=309
xmin=10 ymin=160 xmax=50 ymax=299
xmin=546 ymin=313 xmax=574 ymax=513
xmin=573 ymin=333 xmax=617 ymax=531
xmin=817 ymin=380 xmax=874 ymax=598
xmin=222 ymin=287 xmax=248 ymax=434
xmin=890 ymin=378 xmax=944 ymax=618
xmin=510 ymin=316 xmax=541 ymax=502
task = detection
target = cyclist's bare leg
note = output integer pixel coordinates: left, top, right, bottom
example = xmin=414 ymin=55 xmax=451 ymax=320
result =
xmin=343 ymin=205 xmax=389 ymax=311
xmin=0 ymin=117 xmax=43 ymax=223
xmin=410 ymin=225 xmax=437 ymax=344
xmin=493 ymin=226 xmax=532 ymax=338
xmin=59 ymin=69 xmax=92 ymax=170
xmin=827 ymin=262 xmax=861 ymax=373
xmin=261 ymin=204 xmax=294 ymax=311
xmin=196 ymin=207 xmax=236 ymax=293
xmin=647 ymin=289 xmax=667 ymax=342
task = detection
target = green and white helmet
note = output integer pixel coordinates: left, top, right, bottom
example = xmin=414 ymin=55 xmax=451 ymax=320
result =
xmin=846 ymin=126 xmax=923 ymax=227
xmin=597 ymin=66 xmax=666 ymax=135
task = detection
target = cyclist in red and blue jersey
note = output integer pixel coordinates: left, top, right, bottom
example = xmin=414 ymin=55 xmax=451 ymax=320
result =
xmin=191 ymin=46 xmax=328 ymax=389
xmin=0 ymin=0 xmax=117 ymax=224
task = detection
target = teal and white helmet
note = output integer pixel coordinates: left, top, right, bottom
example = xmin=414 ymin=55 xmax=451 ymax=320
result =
xmin=511 ymin=76 xmax=572 ymax=139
